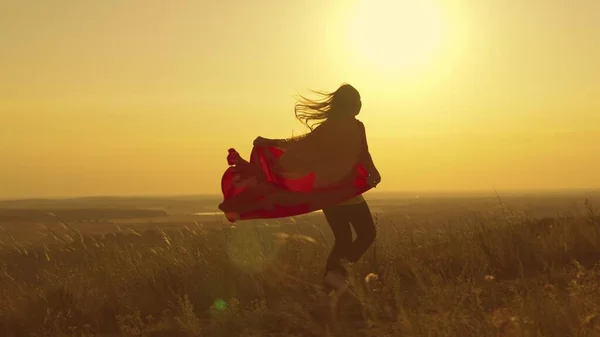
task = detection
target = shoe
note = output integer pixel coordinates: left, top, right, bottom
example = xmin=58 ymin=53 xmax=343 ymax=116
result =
xmin=340 ymin=259 xmax=353 ymax=275
xmin=323 ymin=270 xmax=349 ymax=294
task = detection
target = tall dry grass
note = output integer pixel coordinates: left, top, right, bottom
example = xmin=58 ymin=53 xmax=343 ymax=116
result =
xmin=1 ymin=201 xmax=600 ymax=336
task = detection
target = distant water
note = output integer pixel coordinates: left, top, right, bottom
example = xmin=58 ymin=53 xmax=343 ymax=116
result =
xmin=193 ymin=211 xmax=224 ymax=216
xmin=193 ymin=210 xmax=323 ymax=216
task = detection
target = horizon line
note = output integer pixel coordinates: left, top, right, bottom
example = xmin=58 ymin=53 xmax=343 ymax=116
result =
xmin=1 ymin=187 xmax=599 ymax=202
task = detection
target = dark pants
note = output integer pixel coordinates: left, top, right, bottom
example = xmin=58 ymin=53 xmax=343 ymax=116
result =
xmin=322 ymin=201 xmax=376 ymax=277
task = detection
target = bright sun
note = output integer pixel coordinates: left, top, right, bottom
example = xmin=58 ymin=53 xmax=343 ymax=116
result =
xmin=345 ymin=0 xmax=447 ymax=75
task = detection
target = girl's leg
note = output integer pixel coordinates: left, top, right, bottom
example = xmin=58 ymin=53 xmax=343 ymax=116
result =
xmin=346 ymin=201 xmax=376 ymax=264
xmin=322 ymin=205 xmax=352 ymax=277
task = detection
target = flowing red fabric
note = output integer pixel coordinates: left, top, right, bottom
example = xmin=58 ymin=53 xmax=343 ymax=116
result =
xmin=218 ymin=121 xmax=372 ymax=222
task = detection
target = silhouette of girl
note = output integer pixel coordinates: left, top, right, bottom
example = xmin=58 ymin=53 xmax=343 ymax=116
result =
xmin=254 ymin=84 xmax=381 ymax=291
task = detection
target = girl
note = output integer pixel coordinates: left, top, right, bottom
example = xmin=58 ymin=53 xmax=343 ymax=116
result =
xmin=254 ymin=84 xmax=381 ymax=291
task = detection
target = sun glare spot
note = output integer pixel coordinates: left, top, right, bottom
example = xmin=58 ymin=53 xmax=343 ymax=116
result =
xmin=345 ymin=0 xmax=447 ymax=75
xmin=214 ymin=298 xmax=227 ymax=311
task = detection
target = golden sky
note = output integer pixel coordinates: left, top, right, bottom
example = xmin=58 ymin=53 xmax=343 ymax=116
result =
xmin=1 ymin=0 xmax=599 ymax=198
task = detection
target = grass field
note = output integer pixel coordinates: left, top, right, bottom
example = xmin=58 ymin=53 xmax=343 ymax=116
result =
xmin=1 ymin=195 xmax=600 ymax=336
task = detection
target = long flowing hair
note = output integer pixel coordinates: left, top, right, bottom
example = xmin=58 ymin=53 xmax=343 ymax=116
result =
xmin=294 ymin=83 xmax=360 ymax=131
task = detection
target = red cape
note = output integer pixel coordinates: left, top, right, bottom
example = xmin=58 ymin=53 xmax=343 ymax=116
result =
xmin=218 ymin=121 xmax=372 ymax=222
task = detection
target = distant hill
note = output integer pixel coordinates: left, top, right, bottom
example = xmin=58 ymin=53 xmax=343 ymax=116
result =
xmin=0 ymin=195 xmax=221 ymax=215
xmin=0 ymin=208 xmax=168 ymax=222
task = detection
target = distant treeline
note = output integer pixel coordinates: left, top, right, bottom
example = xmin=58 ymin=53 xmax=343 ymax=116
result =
xmin=0 ymin=209 xmax=167 ymax=222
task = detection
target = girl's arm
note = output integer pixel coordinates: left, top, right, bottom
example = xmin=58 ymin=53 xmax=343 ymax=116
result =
xmin=359 ymin=122 xmax=381 ymax=185
xmin=362 ymin=150 xmax=381 ymax=188
xmin=362 ymin=151 xmax=379 ymax=174
xmin=253 ymin=136 xmax=287 ymax=147
xmin=253 ymin=126 xmax=318 ymax=148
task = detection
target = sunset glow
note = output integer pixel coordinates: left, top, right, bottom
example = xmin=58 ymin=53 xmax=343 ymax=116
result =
xmin=1 ymin=0 xmax=599 ymax=198
xmin=345 ymin=0 xmax=447 ymax=75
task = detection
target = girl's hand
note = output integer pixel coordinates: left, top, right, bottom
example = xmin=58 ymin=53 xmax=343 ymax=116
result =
xmin=253 ymin=136 xmax=271 ymax=146
xmin=254 ymin=137 xmax=285 ymax=147
xmin=367 ymin=170 xmax=381 ymax=188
